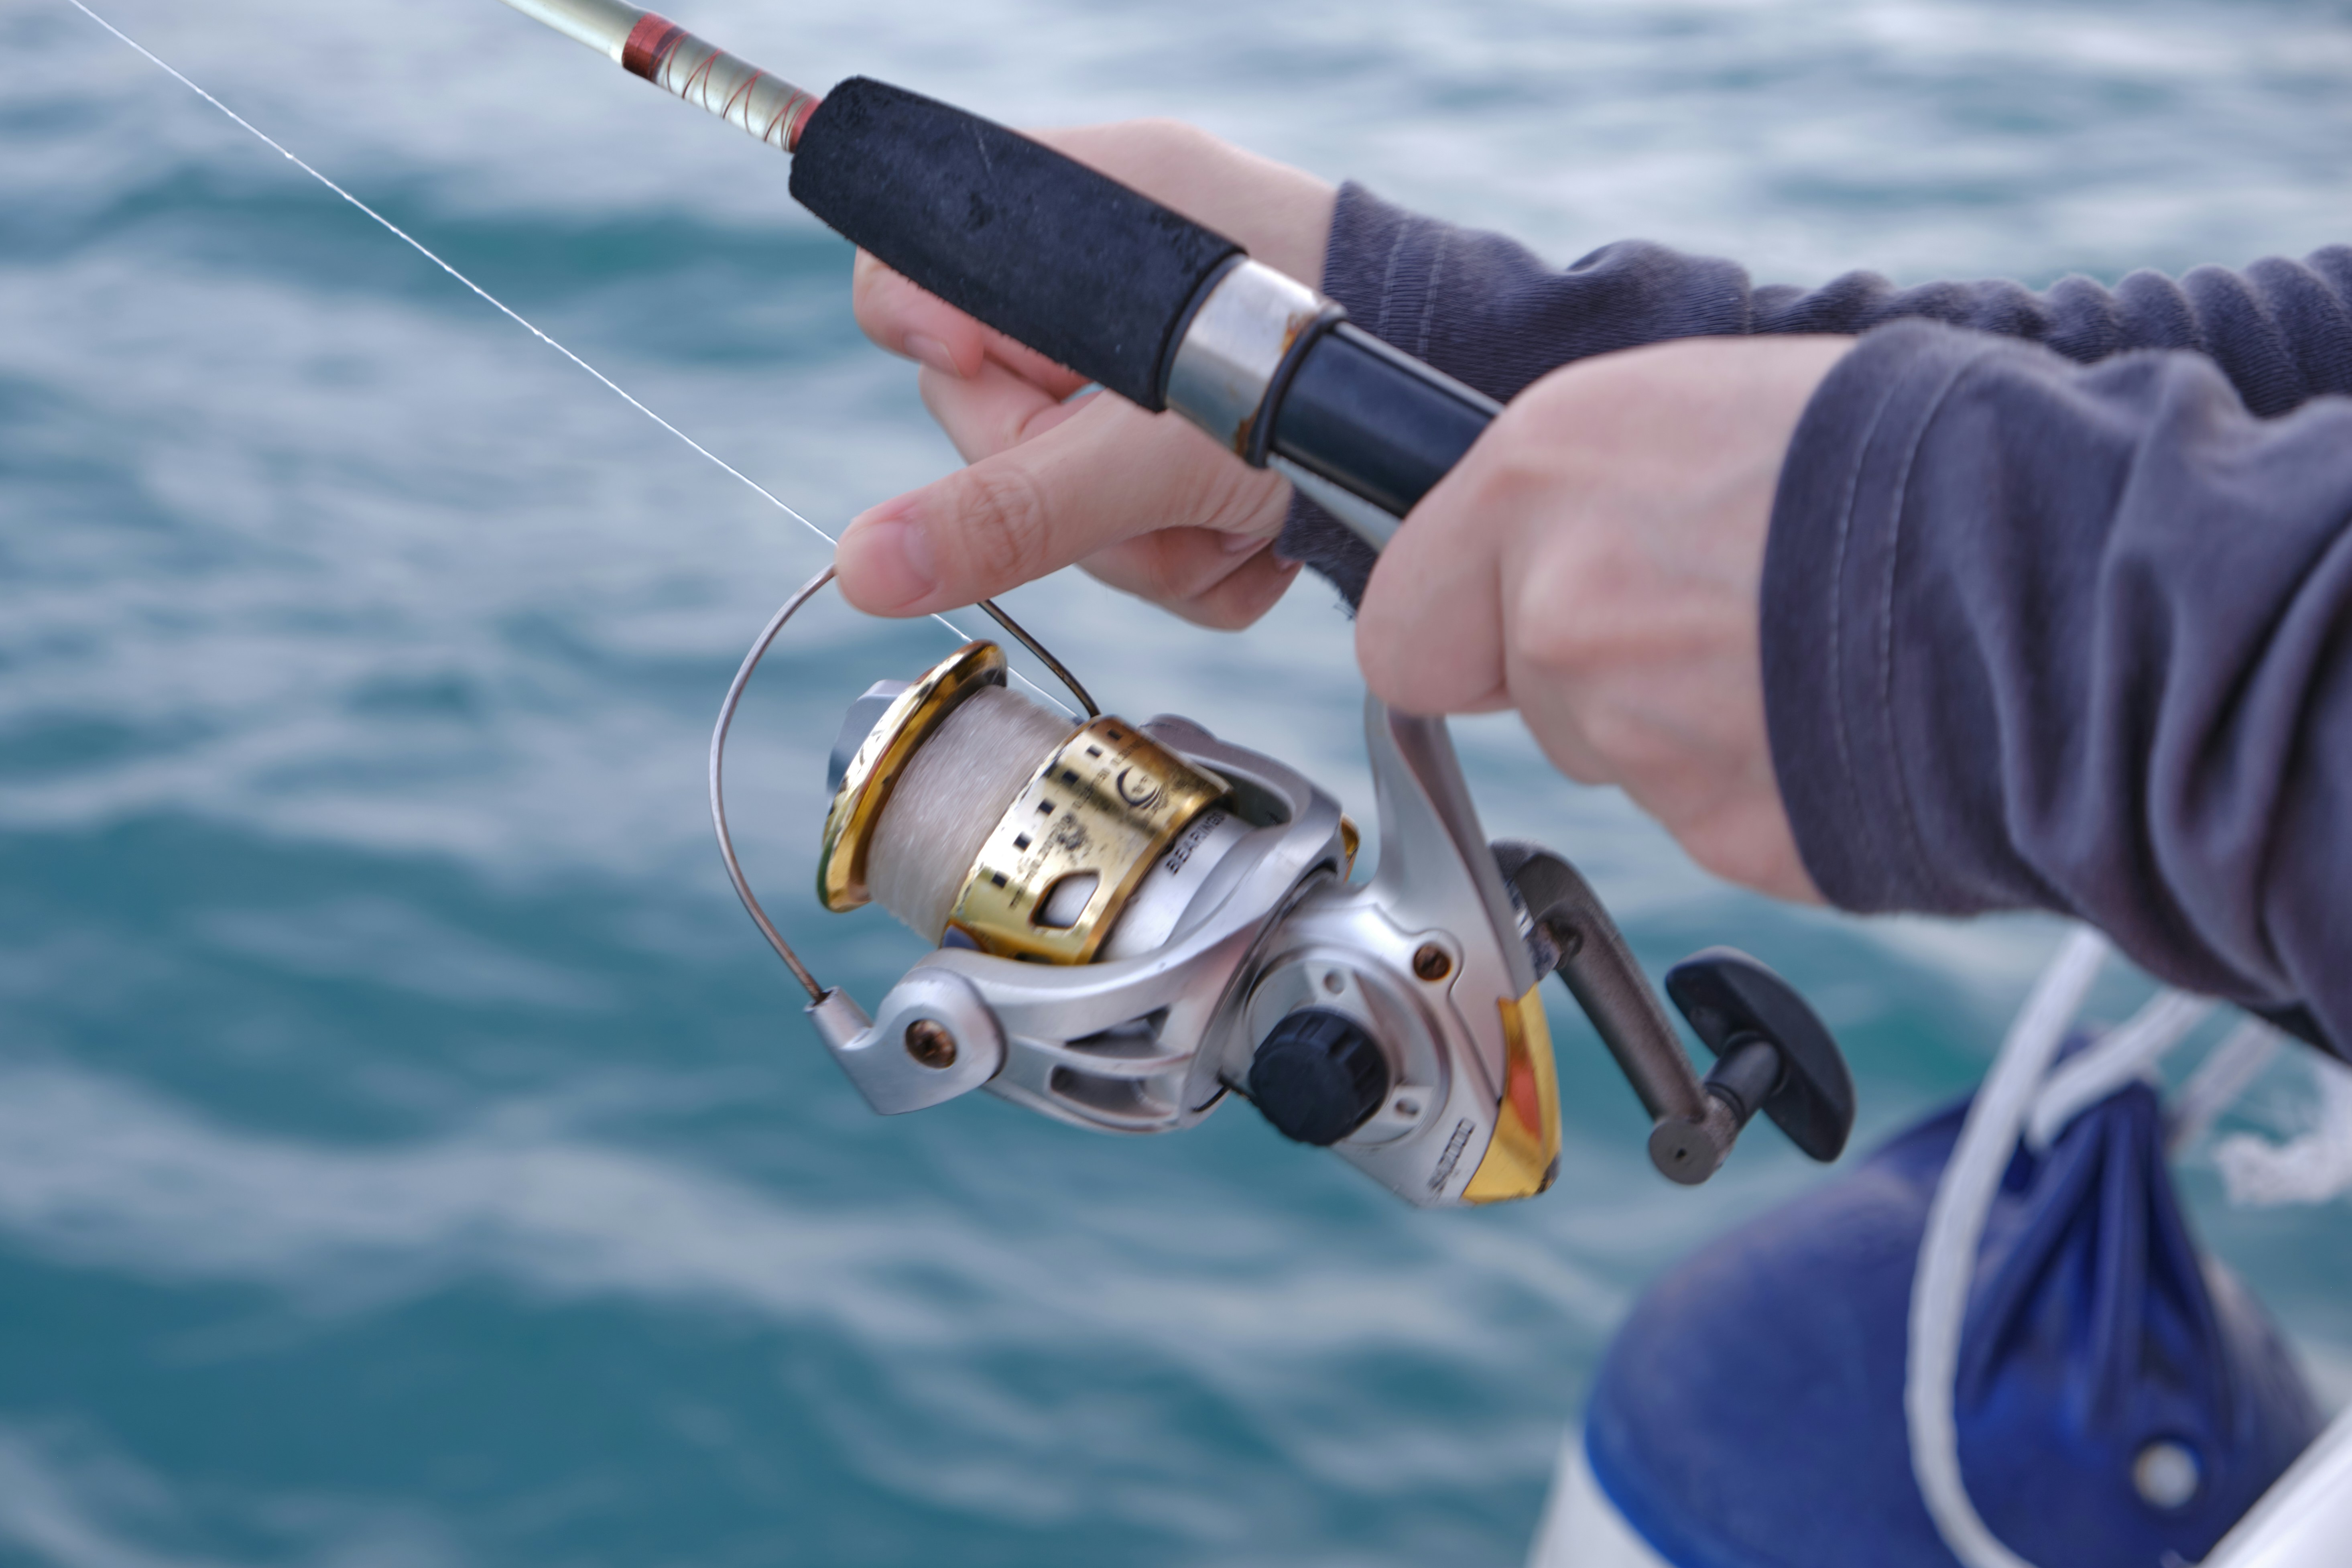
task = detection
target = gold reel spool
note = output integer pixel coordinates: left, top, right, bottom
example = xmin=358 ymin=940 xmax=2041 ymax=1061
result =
xmin=816 ymin=639 xmax=1010 ymax=913
xmin=944 ymin=714 xmax=1226 ymax=963
xmin=819 ymin=644 xmax=1228 ymax=964
xmin=710 ymin=567 xmax=1112 ymax=997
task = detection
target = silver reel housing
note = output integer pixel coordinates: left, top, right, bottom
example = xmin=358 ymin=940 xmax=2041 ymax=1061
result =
xmin=713 ymin=571 xmax=1855 ymax=1209
xmin=807 ymin=697 xmax=1561 ymax=1207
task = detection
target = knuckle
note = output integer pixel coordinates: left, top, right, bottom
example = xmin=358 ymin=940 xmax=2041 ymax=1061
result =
xmin=1576 ymin=704 xmax=1655 ymax=771
xmin=1526 ymin=712 xmax=1618 ymax=787
xmin=1510 ymin=545 xmax=1640 ymax=675
xmin=1449 ymin=440 xmax=1569 ymax=535
xmin=1185 ymin=468 xmax=1269 ymax=540
xmin=1464 ymin=459 xmax=1545 ymax=521
xmin=955 ymin=464 xmax=1054 ymax=582
xmin=1162 ymin=576 xmax=1258 ymax=631
xmin=1189 ymin=588 xmax=1271 ymax=631
xmin=1546 ymin=745 xmax=1611 ymax=787
xmin=1358 ymin=628 xmax=1479 ymax=715
xmin=1137 ymin=541 xmax=1200 ymax=607
xmin=1500 ymin=367 xmax=1589 ymax=430
xmin=1514 ymin=584 xmax=1621 ymax=675
xmin=1132 ymin=531 xmax=1233 ymax=612
xmin=1216 ymin=462 xmax=1293 ymax=533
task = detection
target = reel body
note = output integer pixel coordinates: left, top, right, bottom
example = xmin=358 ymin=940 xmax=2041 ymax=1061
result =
xmin=719 ymin=597 xmax=1858 ymax=1209
xmin=811 ymin=657 xmax=1557 ymax=1206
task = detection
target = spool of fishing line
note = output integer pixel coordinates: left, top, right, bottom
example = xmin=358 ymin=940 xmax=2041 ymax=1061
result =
xmin=819 ymin=640 xmax=1239 ymax=965
xmin=868 ymin=685 xmax=1075 ymax=940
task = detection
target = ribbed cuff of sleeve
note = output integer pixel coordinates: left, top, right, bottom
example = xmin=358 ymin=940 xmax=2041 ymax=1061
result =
xmin=1319 ymin=179 xmax=1439 ymax=353
xmin=1761 ymin=319 xmax=2010 ymax=913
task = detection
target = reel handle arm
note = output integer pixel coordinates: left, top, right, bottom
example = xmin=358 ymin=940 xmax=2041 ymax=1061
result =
xmin=1494 ymin=842 xmax=1731 ymax=1184
xmin=1492 ymin=844 xmax=1853 ymax=1184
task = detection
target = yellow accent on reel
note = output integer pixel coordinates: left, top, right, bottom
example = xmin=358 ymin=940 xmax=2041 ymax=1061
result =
xmin=1463 ymin=986 xmax=1563 ymax=1203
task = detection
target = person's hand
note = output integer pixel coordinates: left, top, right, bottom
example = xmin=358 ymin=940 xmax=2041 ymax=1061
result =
xmin=1357 ymin=335 xmax=1853 ymax=901
xmin=835 ymin=121 xmax=1337 ymax=628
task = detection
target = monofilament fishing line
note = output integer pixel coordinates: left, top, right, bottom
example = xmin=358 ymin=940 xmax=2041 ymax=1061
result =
xmin=61 ymin=0 xmax=1074 ymax=714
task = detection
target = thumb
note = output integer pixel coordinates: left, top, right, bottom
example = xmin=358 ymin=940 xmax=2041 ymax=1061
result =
xmin=834 ymin=394 xmax=1279 ymax=616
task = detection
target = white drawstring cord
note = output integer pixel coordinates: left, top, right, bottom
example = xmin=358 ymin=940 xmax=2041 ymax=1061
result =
xmin=2169 ymin=1019 xmax=2284 ymax=1156
xmin=1905 ymin=925 xmax=2110 ymax=1568
xmin=2211 ymin=1050 xmax=2352 ymax=1208
xmin=2025 ymin=990 xmax=2214 ymax=1152
xmin=1904 ymin=933 xmax=2316 ymax=1568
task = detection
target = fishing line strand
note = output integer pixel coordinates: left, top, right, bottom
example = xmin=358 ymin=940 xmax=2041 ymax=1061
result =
xmin=63 ymin=0 xmax=1069 ymax=710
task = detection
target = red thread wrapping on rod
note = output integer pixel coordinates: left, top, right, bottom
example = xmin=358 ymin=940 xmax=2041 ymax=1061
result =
xmin=782 ymin=92 xmax=819 ymax=152
xmin=620 ymin=10 xmax=819 ymax=152
xmin=622 ymin=14 xmax=685 ymax=81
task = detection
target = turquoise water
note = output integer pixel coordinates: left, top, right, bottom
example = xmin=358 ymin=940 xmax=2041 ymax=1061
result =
xmin=7 ymin=1 xmax=2352 ymax=1562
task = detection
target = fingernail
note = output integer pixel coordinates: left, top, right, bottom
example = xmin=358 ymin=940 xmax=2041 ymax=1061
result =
xmin=904 ymin=333 xmax=960 ymax=377
xmin=1221 ymin=531 xmax=1266 ymax=555
xmin=841 ymin=502 xmax=939 ymax=612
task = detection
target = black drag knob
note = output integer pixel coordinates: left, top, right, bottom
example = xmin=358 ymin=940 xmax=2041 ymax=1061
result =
xmin=1246 ymin=1009 xmax=1391 ymax=1147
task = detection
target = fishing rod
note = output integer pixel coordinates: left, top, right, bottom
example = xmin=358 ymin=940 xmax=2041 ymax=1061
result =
xmin=501 ymin=0 xmax=1856 ymax=1204
xmin=502 ymin=0 xmax=1488 ymax=547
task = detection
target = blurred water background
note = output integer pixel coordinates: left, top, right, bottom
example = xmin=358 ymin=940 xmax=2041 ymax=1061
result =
xmin=5 ymin=0 xmax=2352 ymax=1562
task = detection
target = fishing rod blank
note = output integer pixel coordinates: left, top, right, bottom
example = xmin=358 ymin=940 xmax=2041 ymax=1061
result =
xmin=505 ymin=0 xmax=821 ymax=152
xmin=498 ymin=0 xmax=1500 ymax=550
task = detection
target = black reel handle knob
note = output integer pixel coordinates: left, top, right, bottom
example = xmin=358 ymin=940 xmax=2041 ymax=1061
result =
xmin=1247 ymin=1008 xmax=1392 ymax=1147
xmin=1664 ymin=948 xmax=1856 ymax=1164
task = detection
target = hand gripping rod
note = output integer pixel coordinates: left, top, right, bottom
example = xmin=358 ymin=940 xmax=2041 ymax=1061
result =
xmin=497 ymin=0 xmax=1497 ymax=551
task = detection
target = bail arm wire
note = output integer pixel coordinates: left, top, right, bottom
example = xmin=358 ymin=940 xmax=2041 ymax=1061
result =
xmin=708 ymin=566 xmax=1100 ymax=1001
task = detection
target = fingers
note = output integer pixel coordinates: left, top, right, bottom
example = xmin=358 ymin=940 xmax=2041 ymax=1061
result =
xmin=835 ymin=394 xmax=1291 ymax=617
xmin=1081 ymin=529 xmax=1302 ymax=630
xmin=852 ymin=252 xmax=1088 ymax=397
xmin=1355 ymin=337 xmax=1845 ymax=901
xmin=839 ymin=117 xmax=1337 ymax=629
xmin=919 ymin=361 xmax=1092 ymax=466
xmin=1352 ymin=414 xmax=1528 ymax=718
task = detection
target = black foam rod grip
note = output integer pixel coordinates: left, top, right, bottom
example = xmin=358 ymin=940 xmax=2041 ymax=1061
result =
xmin=1270 ymin=325 xmax=1502 ymax=517
xmin=789 ymin=78 xmax=1242 ymax=411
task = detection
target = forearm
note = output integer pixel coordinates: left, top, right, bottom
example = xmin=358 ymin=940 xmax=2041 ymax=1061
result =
xmin=1321 ymin=182 xmax=2352 ymax=412
xmin=1764 ymin=320 xmax=2352 ymax=1056
xmin=1284 ymin=183 xmax=2352 ymax=602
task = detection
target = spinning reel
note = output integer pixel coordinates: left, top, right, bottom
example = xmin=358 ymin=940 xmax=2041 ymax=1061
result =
xmin=712 ymin=569 xmax=1855 ymax=1207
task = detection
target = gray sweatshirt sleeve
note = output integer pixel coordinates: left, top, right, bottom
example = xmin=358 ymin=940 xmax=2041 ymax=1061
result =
xmin=1768 ymin=323 xmax=2352 ymax=1055
xmin=1291 ymin=184 xmax=2352 ymax=1055
xmin=1281 ymin=182 xmax=2352 ymax=602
